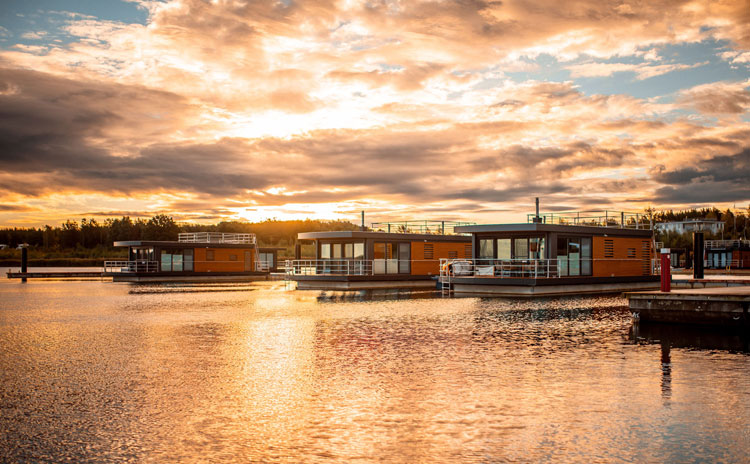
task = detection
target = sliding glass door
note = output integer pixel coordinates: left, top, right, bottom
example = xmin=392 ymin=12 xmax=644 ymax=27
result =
xmin=374 ymin=242 xmax=410 ymax=274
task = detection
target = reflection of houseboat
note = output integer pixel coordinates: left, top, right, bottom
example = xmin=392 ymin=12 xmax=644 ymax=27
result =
xmin=286 ymin=221 xmax=473 ymax=290
xmin=442 ymin=211 xmax=660 ymax=296
xmin=105 ymin=232 xmax=278 ymax=282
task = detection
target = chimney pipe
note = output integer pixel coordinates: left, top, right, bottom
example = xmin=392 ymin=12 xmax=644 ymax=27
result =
xmin=533 ymin=197 xmax=542 ymax=223
xmin=361 ymin=210 xmax=365 ymax=231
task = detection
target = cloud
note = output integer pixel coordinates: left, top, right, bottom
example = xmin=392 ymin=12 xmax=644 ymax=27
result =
xmin=1 ymin=0 xmax=750 ymax=225
xmin=650 ymin=147 xmax=750 ymax=203
xmin=566 ymin=61 xmax=708 ymax=80
xmin=0 ymin=204 xmax=37 ymax=212
xmin=678 ymin=80 xmax=750 ymax=114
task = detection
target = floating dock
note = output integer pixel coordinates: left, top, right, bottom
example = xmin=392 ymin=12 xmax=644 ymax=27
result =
xmin=7 ymin=271 xmax=105 ymax=279
xmin=627 ymin=287 xmax=750 ymax=327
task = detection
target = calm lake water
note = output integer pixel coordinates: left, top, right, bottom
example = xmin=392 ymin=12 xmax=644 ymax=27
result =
xmin=1 ymin=277 xmax=749 ymax=463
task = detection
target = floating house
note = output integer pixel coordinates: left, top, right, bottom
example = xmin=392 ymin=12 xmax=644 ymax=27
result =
xmin=704 ymin=239 xmax=750 ymax=269
xmin=442 ymin=211 xmax=660 ymax=296
xmin=105 ymin=232 xmax=275 ymax=282
xmin=286 ymin=221 xmax=473 ymax=290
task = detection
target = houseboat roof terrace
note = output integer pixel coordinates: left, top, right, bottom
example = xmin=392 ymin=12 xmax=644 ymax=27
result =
xmin=177 ymin=232 xmax=256 ymax=244
xmin=525 ymin=210 xmax=652 ymax=230
xmin=455 ymin=222 xmax=653 ymax=237
xmin=369 ymin=220 xmax=475 ymax=235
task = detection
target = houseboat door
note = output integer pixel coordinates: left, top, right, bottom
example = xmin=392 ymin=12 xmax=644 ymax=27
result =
xmin=244 ymin=251 xmax=254 ymax=271
xmin=373 ymin=242 xmax=409 ymax=274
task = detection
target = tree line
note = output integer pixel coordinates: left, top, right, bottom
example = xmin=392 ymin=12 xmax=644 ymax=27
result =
xmin=1 ymin=206 xmax=748 ymax=254
xmin=0 ymin=215 xmax=360 ymax=252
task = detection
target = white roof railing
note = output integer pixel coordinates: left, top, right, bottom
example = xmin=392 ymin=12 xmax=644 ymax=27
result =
xmin=178 ymin=232 xmax=256 ymax=245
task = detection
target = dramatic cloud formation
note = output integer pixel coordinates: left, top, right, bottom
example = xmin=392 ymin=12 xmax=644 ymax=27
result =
xmin=0 ymin=0 xmax=748 ymax=226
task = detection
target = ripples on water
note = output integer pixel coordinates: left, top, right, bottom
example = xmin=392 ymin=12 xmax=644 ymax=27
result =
xmin=1 ymin=279 xmax=748 ymax=463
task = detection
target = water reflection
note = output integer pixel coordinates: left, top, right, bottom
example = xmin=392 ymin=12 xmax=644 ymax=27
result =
xmin=630 ymin=321 xmax=750 ymax=353
xmin=1 ymin=280 xmax=749 ymax=462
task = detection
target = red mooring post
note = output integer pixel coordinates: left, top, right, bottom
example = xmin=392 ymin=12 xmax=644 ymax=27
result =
xmin=660 ymin=248 xmax=671 ymax=292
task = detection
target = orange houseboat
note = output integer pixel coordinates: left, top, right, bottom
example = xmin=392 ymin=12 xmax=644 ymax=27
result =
xmin=105 ymin=232 xmax=279 ymax=282
xmin=287 ymin=221 xmax=473 ymax=290
xmin=442 ymin=211 xmax=660 ymax=296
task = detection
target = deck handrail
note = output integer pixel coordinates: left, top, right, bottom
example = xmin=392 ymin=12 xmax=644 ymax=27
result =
xmin=440 ymin=257 xmax=657 ymax=281
xmin=178 ymin=232 xmax=256 ymax=244
xmin=528 ymin=211 xmax=652 ymax=229
xmin=103 ymin=260 xmax=159 ymax=273
xmin=369 ymin=220 xmax=475 ymax=235
xmin=705 ymin=239 xmax=750 ymax=249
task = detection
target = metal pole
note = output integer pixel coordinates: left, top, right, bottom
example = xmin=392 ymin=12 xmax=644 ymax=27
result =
xmin=660 ymin=247 xmax=671 ymax=292
xmin=361 ymin=210 xmax=365 ymax=231
xmin=693 ymin=232 xmax=704 ymax=279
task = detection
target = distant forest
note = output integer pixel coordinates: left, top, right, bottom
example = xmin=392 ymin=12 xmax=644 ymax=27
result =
xmin=0 ymin=207 xmax=748 ymax=263
xmin=0 ymin=215 xmax=360 ymax=264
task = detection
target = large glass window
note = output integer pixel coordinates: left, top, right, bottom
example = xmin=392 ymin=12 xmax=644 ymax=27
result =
xmin=399 ymin=242 xmax=410 ymax=273
xmin=557 ymin=237 xmax=568 ymax=276
xmin=514 ymin=238 xmax=529 ymax=259
xmin=184 ymin=249 xmax=193 ymax=271
xmin=172 ymin=252 xmax=183 ymax=272
xmin=344 ymin=243 xmax=353 ymax=258
xmin=556 ymin=237 xmax=592 ymax=277
xmin=161 ymin=251 xmax=172 ymax=272
xmin=497 ymin=239 xmax=511 ymax=260
xmin=530 ymin=237 xmax=545 ymax=260
xmin=332 ymin=243 xmax=342 ymax=258
xmin=568 ymin=240 xmax=580 ymax=276
xmin=581 ymin=238 xmax=591 ymax=275
xmin=320 ymin=243 xmax=331 ymax=259
xmin=353 ymin=243 xmax=364 ymax=259
xmin=479 ymin=239 xmax=494 ymax=259
xmin=374 ymin=242 xmax=405 ymax=274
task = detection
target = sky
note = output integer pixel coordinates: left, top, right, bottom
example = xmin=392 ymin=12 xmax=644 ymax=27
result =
xmin=0 ymin=0 xmax=749 ymax=227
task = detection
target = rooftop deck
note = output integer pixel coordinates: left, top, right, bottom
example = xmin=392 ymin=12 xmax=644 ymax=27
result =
xmin=178 ymin=232 xmax=256 ymax=244
xmin=369 ymin=220 xmax=475 ymax=235
xmin=526 ymin=210 xmax=651 ymax=229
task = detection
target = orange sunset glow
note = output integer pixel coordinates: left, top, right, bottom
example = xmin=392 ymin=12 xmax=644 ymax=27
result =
xmin=0 ymin=0 xmax=748 ymax=226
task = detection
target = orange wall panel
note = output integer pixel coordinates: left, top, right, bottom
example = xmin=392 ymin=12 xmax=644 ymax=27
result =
xmin=592 ymin=237 xmax=651 ymax=277
xmin=193 ymin=247 xmax=254 ymax=272
xmin=410 ymin=241 xmax=471 ymax=275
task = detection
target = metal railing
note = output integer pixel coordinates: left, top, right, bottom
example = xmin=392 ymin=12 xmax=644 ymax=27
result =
xmin=439 ymin=258 xmax=561 ymax=282
xmin=103 ymin=260 xmax=159 ymax=273
xmin=178 ymin=232 xmax=256 ymax=244
xmin=369 ymin=220 xmax=475 ymax=235
xmin=286 ymin=259 xmax=374 ymax=276
xmin=705 ymin=240 xmax=750 ymax=249
xmin=528 ymin=211 xmax=652 ymax=229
